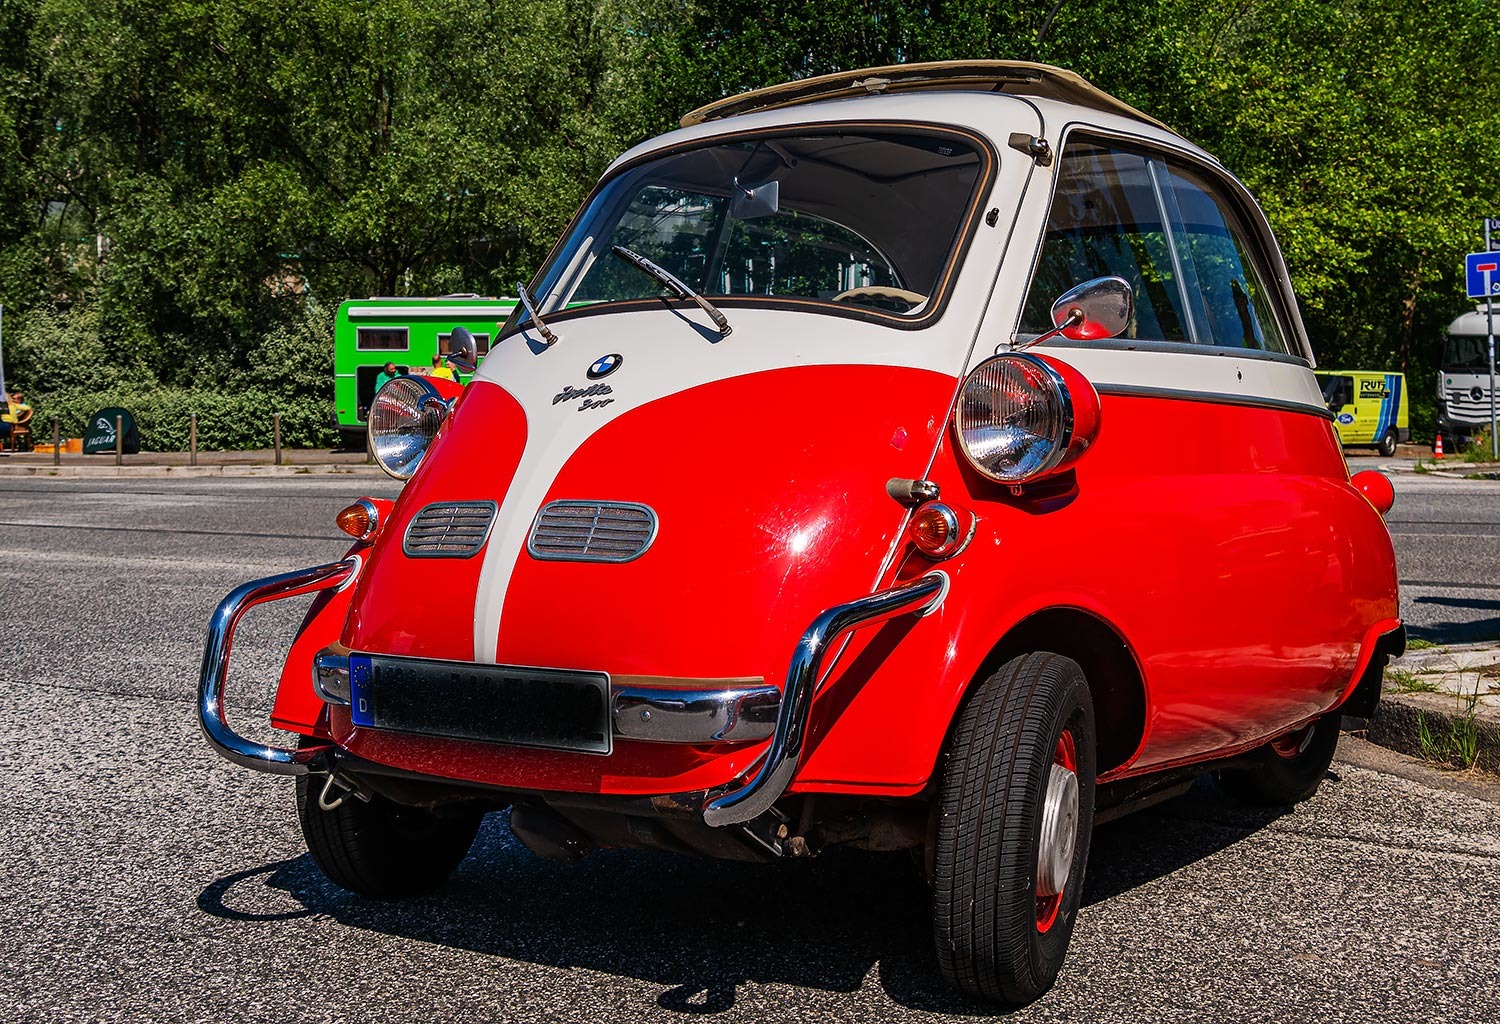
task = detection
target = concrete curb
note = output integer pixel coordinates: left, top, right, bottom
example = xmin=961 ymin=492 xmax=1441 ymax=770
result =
xmin=1352 ymin=693 xmax=1500 ymax=774
xmin=0 ymin=463 xmax=386 ymax=478
xmin=1354 ymin=640 xmax=1500 ymax=773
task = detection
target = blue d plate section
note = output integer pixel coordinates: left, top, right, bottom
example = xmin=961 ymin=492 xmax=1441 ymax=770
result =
xmin=347 ymin=653 xmax=612 ymax=755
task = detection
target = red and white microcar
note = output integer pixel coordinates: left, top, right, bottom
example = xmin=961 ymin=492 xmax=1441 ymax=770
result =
xmin=200 ymin=61 xmax=1403 ymax=1005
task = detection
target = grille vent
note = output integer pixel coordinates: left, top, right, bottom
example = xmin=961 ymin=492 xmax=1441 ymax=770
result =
xmin=403 ymin=501 xmax=498 ymax=559
xmin=528 ymin=501 xmax=657 ymax=563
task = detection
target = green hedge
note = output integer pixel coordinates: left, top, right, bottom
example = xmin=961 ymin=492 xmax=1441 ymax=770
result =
xmin=10 ymin=302 xmax=340 ymax=450
xmin=33 ymin=387 xmax=337 ymax=450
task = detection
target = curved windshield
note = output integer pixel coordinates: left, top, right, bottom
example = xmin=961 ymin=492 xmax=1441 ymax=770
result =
xmin=512 ymin=130 xmax=986 ymax=331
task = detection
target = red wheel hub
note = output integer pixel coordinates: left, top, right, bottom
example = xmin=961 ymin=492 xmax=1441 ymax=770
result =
xmin=1036 ymin=729 xmax=1079 ymax=933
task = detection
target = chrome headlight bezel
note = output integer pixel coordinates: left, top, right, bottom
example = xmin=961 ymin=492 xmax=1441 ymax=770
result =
xmin=954 ymin=353 xmax=1076 ymax=484
xmin=367 ymin=376 xmax=450 ymax=481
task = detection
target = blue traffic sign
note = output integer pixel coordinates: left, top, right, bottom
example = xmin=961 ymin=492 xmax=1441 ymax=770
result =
xmin=1467 ymin=251 xmax=1500 ymax=300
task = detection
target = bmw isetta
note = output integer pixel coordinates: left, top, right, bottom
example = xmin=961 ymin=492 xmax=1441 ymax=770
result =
xmin=199 ymin=60 xmax=1403 ymax=1005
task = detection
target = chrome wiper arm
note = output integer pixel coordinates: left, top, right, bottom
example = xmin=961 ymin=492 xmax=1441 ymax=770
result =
xmin=610 ymin=245 xmax=732 ymax=337
xmin=515 ymin=281 xmax=558 ymax=346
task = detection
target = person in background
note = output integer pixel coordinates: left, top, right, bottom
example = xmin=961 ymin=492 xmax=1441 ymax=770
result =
xmin=374 ymin=361 xmax=399 ymax=391
xmin=1 ymin=391 xmax=31 ymax=453
xmin=430 ymin=354 xmax=457 ymax=382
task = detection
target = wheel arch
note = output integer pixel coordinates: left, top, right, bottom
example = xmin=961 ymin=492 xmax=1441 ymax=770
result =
xmin=968 ymin=607 xmax=1148 ymax=777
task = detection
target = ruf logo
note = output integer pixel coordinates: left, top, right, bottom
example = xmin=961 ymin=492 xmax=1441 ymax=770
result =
xmin=586 ymin=354 xmax=623 ymax=379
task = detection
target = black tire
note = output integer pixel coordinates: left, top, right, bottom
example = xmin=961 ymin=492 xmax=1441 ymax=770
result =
xmin=295 ymin=774 xmax=484 ymax=898
xmin=933 ymin=652 xmax=1096 ymax=1006
xmin=1379 ymin=429 xmax=1397 ymax=457
xmin=1216 ymin=711 xmax=1341 ymax=805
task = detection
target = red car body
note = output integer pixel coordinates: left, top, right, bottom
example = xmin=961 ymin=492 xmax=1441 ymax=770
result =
xmin=201 ymin=60 xmax=1403 ymax=1005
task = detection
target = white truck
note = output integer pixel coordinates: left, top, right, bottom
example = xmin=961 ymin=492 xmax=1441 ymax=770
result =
xmin=1437 ymin=304 xmax=1498 ymax=447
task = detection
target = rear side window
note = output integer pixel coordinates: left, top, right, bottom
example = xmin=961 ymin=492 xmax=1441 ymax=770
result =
xmin=1020 ymin=140 xmax=1289 ymax=353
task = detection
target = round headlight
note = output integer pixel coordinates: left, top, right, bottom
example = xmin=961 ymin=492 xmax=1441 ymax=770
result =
xmin=955 ymin=353 xmax=1077 ymax=483
xmin=368 ymin=376 xmax=449 ymax=480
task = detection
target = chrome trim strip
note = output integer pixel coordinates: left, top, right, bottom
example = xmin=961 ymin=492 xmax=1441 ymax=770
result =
xmin=198 ymin=560 xmax=358 ymax=775
xmin=1093 ymin=382 xmax=1336 ymax=421
xmin=703 ymin=571 xmax=948 ymax=827
xmin=613 ymin=686 xmax=780 ymax=743
xmin=1040 ymin=336 xmax=1312 ymax=367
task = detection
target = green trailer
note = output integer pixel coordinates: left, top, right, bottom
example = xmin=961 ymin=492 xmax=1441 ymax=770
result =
xmin=334 ymin=295 xmax=517 ymax=444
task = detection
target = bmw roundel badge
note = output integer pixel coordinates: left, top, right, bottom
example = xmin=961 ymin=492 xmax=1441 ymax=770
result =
xmin=587 ymin=353 xmax=623 ymax=379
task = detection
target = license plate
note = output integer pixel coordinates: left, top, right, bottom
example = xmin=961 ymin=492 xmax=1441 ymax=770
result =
xmin=348 ymin=654 xmax=612 ymax=755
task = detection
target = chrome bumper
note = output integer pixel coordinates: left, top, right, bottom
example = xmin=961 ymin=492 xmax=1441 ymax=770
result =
xmin=702 ymin=571 xmax=947 ymax=826
xmin=201 ymin=559 xmax=946 ymax=828
xmin=198 ymin=559 xmax=357 ymax=775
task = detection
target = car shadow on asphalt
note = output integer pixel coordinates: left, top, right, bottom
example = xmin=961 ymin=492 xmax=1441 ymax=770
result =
xmin=1406 ymin=595 xmax=1500 ymax=645
xmin=196 ymin=775 xmax=1287 ymax=1017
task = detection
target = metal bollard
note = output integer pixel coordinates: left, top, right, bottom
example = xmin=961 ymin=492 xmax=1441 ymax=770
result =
xmin=52 ymin=418 xmax=60 ymax=467
xmin=189 ymin=413 xmax=197 ymax=467
xmin=115 ymin=415 xmax=123 ymax=467
xmin=273 ymin=413 xmax=282 ymax=466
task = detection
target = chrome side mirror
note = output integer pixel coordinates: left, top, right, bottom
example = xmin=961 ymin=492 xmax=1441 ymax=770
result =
xmin=1020 ymin=276 xmax=1134 ymax=349
xmin=1050 ymin=276 xmax=1133 ymax=340
xmin=447 ymin=325 xmax=479 ymax=373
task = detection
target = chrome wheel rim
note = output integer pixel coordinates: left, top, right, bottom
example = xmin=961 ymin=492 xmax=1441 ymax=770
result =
xmin=1036 ymin=729 xmax=1079 ymax=932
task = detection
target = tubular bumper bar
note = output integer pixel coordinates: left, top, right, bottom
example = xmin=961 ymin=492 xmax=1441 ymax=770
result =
xmin=200 ymin=560 xmax=946 ymax=822
xmin=198 ymin=559 xmax=358 ymax=775
xmin=702 ymin=571 xmax=948 ymax=827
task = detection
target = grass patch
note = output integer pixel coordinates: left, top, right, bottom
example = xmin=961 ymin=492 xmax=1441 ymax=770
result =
xmin=1416 ymin=682 xmax=1483 ymax=770
xmin=1386 ymin=667 xmax=1439 ymax=694
xmin=1460 ymin=430 xmax=1497 ymax=463
xmin=1413 ymin=459 xmax=1432 ymax=474
xmin=1406 ymin=638 xmax=1441 ymax=650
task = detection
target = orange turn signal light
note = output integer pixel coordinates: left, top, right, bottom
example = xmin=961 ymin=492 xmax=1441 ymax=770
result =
xmin=908 ymin=501 xmax=973 ymax=560
xmin=336 ymin=498 xmax=385 ymax=541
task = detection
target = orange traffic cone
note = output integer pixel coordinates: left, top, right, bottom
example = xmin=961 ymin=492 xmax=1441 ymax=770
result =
xmin=1434 ymin=433 xmax=1445 ymax=459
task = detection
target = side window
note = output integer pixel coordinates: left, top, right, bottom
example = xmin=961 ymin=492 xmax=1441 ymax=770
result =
xmin=356 ymin=327 xmax=409 ymax=351
xmin=1318 ymin=374 xmax=1354 ymax=408
xmin=1166 ymin=164 xmax=1288 ymax=352
xmin=1020 ymin=139 xmax=1289 ymax=354
xmin=1019 ymin=145 xmax=1188 ymax=341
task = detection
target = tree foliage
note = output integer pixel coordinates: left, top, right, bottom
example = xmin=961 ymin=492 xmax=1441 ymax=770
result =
xmin=0 ymin=0 xmax=1494 ymax=444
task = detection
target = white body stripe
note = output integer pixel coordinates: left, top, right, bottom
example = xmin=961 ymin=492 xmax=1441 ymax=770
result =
xmin=468 ymin=308 xmax=979 ymax=663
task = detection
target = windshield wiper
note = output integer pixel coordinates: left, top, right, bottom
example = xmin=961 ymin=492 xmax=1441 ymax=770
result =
xmin=611 ymin=245 xmax=732 ymax=337
xmin=515 ymin=281 xmax=558 ymax=346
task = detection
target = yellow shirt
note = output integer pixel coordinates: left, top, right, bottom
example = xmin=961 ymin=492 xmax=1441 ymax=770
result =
xmin=431 ymin=367 xmax=458 ymax=382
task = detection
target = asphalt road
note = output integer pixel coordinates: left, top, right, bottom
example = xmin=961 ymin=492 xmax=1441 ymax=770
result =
xmin=2 ymin=475 xmax=1498 ymax=1023
xmin=1348 ymin=462 xmax=1500 ymax=644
